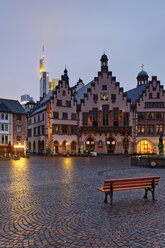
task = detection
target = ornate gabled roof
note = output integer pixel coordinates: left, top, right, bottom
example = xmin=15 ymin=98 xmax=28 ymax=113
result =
xmin=125 ymin=84 xmax=148 ymax=105
xmin=74 ymin=80 xmax=94 ymax=103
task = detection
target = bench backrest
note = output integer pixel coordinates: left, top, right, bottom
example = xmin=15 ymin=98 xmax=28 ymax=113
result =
xmin=103 ymin=176 xmax=160 ymax=191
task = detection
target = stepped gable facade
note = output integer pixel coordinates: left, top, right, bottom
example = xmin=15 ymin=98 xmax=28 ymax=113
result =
xmin=47 ymin=69 xmax=78 ymax=154
xmin=135 ymin=76 xmax=165 ymax=154
xmin=76 ymin=54 xmax=132 ymax=154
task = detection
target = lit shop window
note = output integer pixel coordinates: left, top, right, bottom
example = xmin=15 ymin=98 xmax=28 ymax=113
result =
xmin=137 ymin=140 xmax=152 ymax=154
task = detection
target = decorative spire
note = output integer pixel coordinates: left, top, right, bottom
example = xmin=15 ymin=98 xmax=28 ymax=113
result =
xmin=100 ymin=53 xmax=108 ymax=72
xmin=64 ymin=65 xmax=68 ymax=75
xmin=62 ymin=66 xmax=69 ymax=81
xmin=141 ymin=64 xmax=144 ymax=71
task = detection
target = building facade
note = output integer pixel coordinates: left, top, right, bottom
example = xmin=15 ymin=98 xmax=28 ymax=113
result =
xmin=27 ymin=54 xmax=165 ymax=155
xmin=75 ymin=54 xmax=132 ymax=154
xmin=0 ymin=99 xmax=26 ymax=155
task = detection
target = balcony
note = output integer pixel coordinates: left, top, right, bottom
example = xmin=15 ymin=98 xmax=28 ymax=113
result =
xmin=81 ymin=126 xmax=131 ymax=133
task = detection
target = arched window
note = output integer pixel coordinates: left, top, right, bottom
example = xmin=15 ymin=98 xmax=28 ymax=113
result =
xmin=71 ymin=141 xmax=76 ymax=152
xmin=85 ymin=137 xmax=95 ymax=152
xmin=123 ymin=138 xmax=129 ymax=154
xmin=62 ymin=141 xmax=67 ymax=153
xmin=54 ymin=140 xmax=59 ymax=154
xmin=106 ymin=137 xmax=116 ymax=154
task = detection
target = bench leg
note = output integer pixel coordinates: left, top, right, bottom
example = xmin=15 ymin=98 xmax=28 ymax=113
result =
xmin=110 ymin=191 xmax=113 ymax=205
xmin=152 ymin=187 xmax=155 ymax=201
xmin=104 ymin=193 xmax=108 ymax=203
xmin=152 ymin=178 xmax=155 ymax=201
xmin=144 ymin=188 xmax=148 ymax=199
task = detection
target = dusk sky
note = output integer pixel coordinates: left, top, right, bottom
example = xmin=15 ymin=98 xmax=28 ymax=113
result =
xmin=1 ymin=0 xmax=165 ymax=101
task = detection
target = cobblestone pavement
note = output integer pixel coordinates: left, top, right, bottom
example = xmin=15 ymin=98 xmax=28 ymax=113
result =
xmin=0 ymin=156 xmax=165 ymax=248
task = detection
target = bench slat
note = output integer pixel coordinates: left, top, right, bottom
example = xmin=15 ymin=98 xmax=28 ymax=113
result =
xmin=104 ymin=176 xmax=160 ymax=184
xmin=103 ymin=184 xmax=159 ymax=191
xmin=103 ymin=182 xmax=159 ymax=189
xmin=104 ymin=179 xmax=159 ymax=185
xmin=98 ymin=185 xmax=156 ymax=192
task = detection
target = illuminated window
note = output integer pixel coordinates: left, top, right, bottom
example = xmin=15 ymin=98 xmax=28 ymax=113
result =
xmin=156 ymin=112 xmax=163 ymax=119
xmin=85 ymin=137 xmax=95 ymax=152
xmin=138 ymin=125 xmax=145 ymax=134
xmin=52 ymin=124 xmax=58 ymax=134
xmin=156 ymin=125 xmax=163 ymax=134
xmin=147 ymin=113 xmax=154 ymax=119
xmin=137 ymin=140 xmax=152 ymax=154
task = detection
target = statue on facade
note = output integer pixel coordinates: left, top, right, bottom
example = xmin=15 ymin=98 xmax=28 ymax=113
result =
xmin=158 ymin=132 xmax=164 ymax=156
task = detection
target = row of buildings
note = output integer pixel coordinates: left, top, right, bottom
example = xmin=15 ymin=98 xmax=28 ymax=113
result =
xmin=27 ymin=54 xmax=165 ymax=155
xmin=0 ymin=52 xmax=165 ymax=155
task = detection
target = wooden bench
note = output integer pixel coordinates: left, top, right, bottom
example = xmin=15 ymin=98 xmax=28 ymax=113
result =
xmin=97 ymin=176 xmax=160 ymax=205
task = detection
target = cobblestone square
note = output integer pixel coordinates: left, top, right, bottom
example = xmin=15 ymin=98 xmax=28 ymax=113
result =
xmin=0 ymin=156 xmax=165 ymax=247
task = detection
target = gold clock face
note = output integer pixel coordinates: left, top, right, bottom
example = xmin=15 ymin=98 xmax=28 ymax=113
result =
xmin=101 ymin=92 xmax=109 ymax=101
